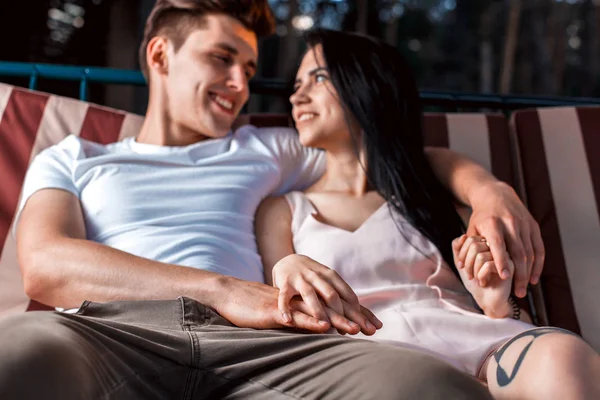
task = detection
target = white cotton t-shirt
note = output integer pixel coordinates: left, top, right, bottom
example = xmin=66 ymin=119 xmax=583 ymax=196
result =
xmin=15 ymin=125 xmax=325 ymax=283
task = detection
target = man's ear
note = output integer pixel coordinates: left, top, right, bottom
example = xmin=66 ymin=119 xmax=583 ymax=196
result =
xmin=146 ymin=36 xmax=170 ymax=76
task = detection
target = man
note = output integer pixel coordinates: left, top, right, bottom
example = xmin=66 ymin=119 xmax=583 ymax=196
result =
xmin=0 ymin=1 xmax=542 ymax=398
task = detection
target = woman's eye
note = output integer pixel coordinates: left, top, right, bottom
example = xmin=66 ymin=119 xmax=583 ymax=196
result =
xmin=315 ymin=74 xmax=328 ymax=83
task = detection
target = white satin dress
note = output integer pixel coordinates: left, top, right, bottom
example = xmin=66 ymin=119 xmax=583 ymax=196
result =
xmin=284 ymin=191 xmax=535 ymax=377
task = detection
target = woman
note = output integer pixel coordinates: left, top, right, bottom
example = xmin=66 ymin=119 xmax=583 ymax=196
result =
xmin=255 ymin=29 xmax=599 ymax=399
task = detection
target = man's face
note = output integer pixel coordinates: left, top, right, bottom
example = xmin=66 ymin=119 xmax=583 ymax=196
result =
xmin=158 ymin=14 xmax=258 ymax=140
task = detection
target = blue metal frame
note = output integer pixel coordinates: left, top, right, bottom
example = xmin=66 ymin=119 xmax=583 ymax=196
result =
xmin=2 ymin=61 xmax=600 ymax=110
xmin=0 ymin=61 xmax=146 ymax=101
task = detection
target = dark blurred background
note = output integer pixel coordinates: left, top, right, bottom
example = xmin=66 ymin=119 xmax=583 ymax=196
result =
xmin=1 ymin=0 xmax=598 ymax=114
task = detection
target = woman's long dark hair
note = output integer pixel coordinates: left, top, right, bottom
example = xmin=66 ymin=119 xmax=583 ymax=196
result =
xmin=304 ymin=28 xmax=465 ymax=274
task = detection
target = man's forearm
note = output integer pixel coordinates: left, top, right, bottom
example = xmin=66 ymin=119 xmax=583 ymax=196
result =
xmin=21 ymin=237 xmax=229 ymax=309
xmin=425 ymin=147 xmax=501 ymax=206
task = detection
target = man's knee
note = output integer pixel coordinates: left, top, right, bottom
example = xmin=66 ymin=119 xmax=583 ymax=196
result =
xmin=0 ymin=312 xmax=95 ymax=399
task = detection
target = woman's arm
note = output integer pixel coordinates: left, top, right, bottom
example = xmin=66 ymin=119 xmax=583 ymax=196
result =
xmin=255 ymin=196 xmax=296 ymax=286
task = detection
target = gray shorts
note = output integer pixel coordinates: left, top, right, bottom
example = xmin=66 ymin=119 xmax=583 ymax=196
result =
xmin=0 ymin=297 xmax=492 ymax=399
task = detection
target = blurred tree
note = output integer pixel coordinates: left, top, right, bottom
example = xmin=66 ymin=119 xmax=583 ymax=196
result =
xmin=341 ymin=0 xmax=380 ymax=36
xmin=275 ymin=0 xmax=300 ymax=82
xmin=582 ymin=0 xmax=600 ymax=96
xmin=499 ymin=0 xmax=522 ymax=94
xmin=479 ymin=1 xmax=501 ymax=93
xmin=6 ymin=0 xmax=600 ymax=106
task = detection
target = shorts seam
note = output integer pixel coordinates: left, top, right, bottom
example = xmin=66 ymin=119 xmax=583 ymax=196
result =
xmin=179 ymin=297 xmax=201 ymax=400
xmin=101 ymin=365 xmax=188 ymax=399
xmin=197 ymin=366 xmax=303 ymax=399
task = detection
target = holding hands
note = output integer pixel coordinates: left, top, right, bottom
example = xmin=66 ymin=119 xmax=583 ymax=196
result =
xmin=271 ymin=254 xmax=382 ymax=335
xmin=465 ymin=182 xmax=545 ymax=299
xmin=452 ymin=234 xmax=519 ymax=319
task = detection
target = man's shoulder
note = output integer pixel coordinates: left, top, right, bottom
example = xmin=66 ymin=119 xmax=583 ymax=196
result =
xmin=38 ymin=135 xmax=131 ymax=162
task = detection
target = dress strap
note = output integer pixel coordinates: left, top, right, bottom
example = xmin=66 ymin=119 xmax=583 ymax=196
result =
xmin=283 ymin=191 xmax=317 ymax=235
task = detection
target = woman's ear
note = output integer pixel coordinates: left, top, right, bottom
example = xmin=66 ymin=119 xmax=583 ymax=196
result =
xmin=146 ymin=36 xmax=170 ymax=76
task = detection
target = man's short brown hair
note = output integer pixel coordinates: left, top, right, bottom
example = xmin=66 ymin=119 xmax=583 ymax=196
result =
xmin=139 ymin=0 xmax=275 ymax=80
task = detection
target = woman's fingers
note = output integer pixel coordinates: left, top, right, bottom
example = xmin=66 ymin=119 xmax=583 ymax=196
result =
xmin=283 ymin=279 xmax=330 ymax=324
xmin=303 ymin=270 xmax=345 ymax=315
xmin=277 ymin=285 xmax=295 ymax=325
xmin=473 ymin=251 xmax=494 ymax=286
xmin=359 ymin=304 xmax=383 ymax=330
xmin=476 ymin=260 xmax=497 ymax=287
xmin=341 ymin=302 xmax=382 ymax=336
xmin=452 ymin=234 xmax=468 ymax=268
xmin=463 ymin=239 xmax=490 ymax=280
xmin=302 ymin=258 xmax=360 ymax=313
xmin=457 ymin=235 xmax=480 ymax=264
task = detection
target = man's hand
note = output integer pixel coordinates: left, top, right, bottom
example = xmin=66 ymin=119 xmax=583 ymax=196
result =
xmin=462 ymin=182 xmax=545 ymax=298
xmin=213 ymin=276 xmax=377 ymax=334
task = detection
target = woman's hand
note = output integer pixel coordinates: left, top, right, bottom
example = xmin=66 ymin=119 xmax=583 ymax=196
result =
xmin=272 ymin=254 xmax=382 ymax=335
xmin=452 ymin=235 xmax=514 ymax=318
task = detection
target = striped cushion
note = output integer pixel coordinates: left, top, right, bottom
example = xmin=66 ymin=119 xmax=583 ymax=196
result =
xmin=0 ymin=83 xmax=144 ymax=316
xmin=511 ymin=107 xmax=600 ymax=352
xmin=423 ymin=112 xmax=516 ymax=187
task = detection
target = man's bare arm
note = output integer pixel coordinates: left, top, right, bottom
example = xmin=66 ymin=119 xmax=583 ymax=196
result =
xmin=424 ymin=147 xmax=498 ymax=206
xmin=16 ymin=189 xmax=328 ymax=332
xmin=17 ymin=189 xmax=226 ymax=309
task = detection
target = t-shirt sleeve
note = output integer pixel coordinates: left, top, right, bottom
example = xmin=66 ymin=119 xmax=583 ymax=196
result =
xmin=257 ymin=127 xmax=326 ymax=196
xmin=12 ymin=135 xmax=81 ymax=237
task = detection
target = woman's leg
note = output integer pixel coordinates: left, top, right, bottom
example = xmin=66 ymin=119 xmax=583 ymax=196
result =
xmin=486 ymin=327 xmax=600 ymax=400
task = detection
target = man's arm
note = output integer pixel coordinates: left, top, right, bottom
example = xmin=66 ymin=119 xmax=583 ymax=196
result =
xmin=425 ymin=147 xmax=545 ymax=299
xmin=18 ymin=189 xmax=223 ymax=309
xmin=16 ymin=189 xmax=327 ymax=332
xmin=424 ymin=147 xmax=498 ymax=207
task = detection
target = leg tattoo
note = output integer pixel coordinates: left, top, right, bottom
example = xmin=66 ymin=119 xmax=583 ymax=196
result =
xmin=493 ymin=327 xmax=578 ymax=387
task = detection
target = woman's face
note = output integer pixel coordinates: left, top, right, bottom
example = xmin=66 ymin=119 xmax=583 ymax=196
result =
xmin=290 ymin=45 xmax=355 ymax=150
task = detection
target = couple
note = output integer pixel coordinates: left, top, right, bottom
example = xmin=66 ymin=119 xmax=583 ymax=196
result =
xmin=0 ymin=1 xmax=596 ymax=399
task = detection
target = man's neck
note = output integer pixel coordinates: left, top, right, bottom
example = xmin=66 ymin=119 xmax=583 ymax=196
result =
xmin=136 ymin=97 xmax=210 ymax=147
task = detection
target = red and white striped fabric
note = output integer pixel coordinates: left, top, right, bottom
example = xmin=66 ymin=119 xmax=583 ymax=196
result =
xmin=0 ymin=83 xmax=144 ymax=316
xmin=511 ymin=107 xmax=600 ymax=352
xmin=422 ymin=112 xmax=516 ymax=187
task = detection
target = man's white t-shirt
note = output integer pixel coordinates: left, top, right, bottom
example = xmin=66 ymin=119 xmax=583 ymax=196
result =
xmin=15 ymin=125 xmax=325 ymax=283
